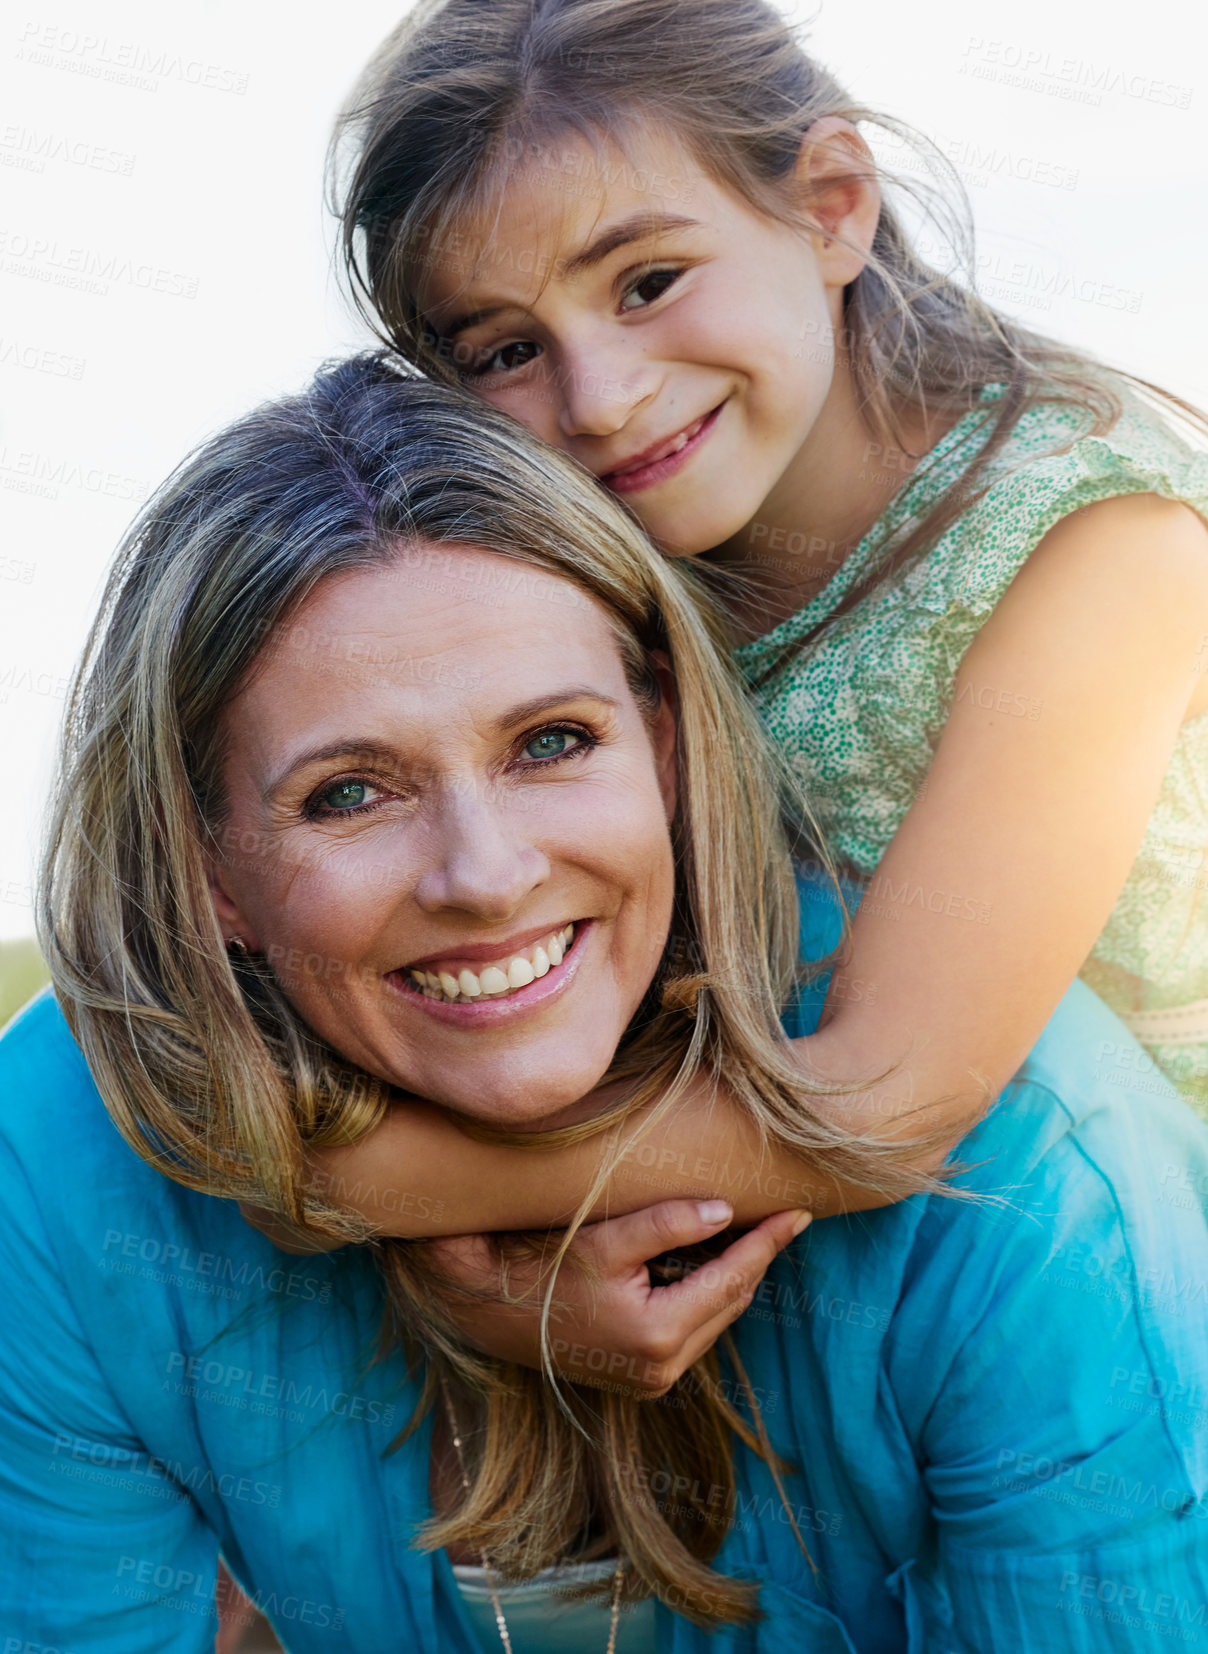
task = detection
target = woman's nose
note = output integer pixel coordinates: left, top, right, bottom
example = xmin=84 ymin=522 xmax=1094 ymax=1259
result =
xmin=412 ymin=783 xmax=550 ymax=920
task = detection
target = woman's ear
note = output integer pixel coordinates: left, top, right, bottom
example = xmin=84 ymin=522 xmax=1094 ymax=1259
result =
xmin=793 ymin=115 xmax=881 ymax=290
xmin=648 ymin=650 xmax=679 ymax=823
xmin=205 ymin=847 xmax=262 ymax=954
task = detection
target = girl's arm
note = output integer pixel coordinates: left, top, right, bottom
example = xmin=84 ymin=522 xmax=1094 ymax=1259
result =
xmin=298 ymin=492 xmax=1208 ymax=1239
xmin=805 ymin=490 xmax=1208 ymax=1143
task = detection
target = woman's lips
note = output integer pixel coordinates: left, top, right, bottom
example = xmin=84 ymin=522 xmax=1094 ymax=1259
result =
xmin=402 ymin=923 xmax=575 ymax=1001
xmin=602 ymin=402 xmax=725 ymax=495
xmin=386 ymin=920 xmax=589 ymax=1027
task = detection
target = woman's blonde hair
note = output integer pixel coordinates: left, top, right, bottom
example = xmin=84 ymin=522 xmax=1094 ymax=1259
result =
xmin=39 ymin=355 xmax=932 ymax=1625
xmin=333 ymin=0 xmax=1207 ymax=651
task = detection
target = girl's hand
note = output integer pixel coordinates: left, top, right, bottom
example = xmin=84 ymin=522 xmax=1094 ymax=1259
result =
xmin=425 ymin=1198 xmax=812 ymax=1398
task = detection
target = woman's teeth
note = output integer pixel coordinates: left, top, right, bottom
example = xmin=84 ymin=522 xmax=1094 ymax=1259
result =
xmin=407 ymin=925 xmax=575 ymax=1004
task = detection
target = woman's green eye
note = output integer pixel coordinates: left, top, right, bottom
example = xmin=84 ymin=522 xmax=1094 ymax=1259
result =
xmin=524 ymin=729 xmax=580 ymax=761
xmin=319 ymin=781 xmax=372 ymax=811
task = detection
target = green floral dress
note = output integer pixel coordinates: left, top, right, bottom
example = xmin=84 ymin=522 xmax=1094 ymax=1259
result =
xmin=734 ymin=382 xmax=1208 ymax=1117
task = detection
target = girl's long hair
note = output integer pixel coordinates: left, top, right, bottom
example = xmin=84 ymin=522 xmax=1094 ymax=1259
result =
xmin=38 ymin=355 xmax=935 ymax=1626
xmin=332 ymin=0 xmax=1208 ymax=652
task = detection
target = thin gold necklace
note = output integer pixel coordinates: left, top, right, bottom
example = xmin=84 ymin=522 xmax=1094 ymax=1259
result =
xmin=440 ymin=1384 xmax=624 ymax=1654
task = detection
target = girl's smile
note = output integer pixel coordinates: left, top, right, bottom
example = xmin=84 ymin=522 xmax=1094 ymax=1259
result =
xmin=601 ymin=400 xmax=727 ymax=494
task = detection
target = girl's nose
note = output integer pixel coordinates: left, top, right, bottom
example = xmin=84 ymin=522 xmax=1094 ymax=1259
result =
xmin=412 ymin=783 xmax=550 ymax=920
xmin=555 ymin=339 xmax=656 ymax=442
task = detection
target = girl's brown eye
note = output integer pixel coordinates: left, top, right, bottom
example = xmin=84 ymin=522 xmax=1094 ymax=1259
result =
xmin=620 ymin=269 xmax=682 ymax=311
xmin=480 ymin=339 xmax=542 ymax=375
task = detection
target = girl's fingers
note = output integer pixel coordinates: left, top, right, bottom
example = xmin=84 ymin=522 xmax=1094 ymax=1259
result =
xmin=658 ymin=1208 xmax=811 ymax=1329
xmin=429 ymin=1206 xmax=811 ymax=1320
xmin=582 ymin=1197 xmax=738 ymax=1274
xmin=590 ymin=1210 xmax=813 ymax=1396
xmin=420 ymin=1208 xmax=813 ymax=1398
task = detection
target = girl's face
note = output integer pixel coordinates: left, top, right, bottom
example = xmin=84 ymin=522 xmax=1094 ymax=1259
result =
xmin=207 ymin=543 xmax=678 ymax=1129
xmin=420 ymin=125 xmax=852 ymax=557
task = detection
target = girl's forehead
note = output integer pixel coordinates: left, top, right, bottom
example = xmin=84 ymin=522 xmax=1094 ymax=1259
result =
xmin=418 ymin=122 xmax=712 ymax=310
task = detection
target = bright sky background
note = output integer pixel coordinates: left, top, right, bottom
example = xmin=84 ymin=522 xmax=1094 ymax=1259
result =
xmin=2 ymin=0 xmax=1205 ymax=939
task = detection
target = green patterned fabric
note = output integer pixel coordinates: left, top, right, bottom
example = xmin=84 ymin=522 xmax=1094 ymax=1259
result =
xmin=735 ymin=382 xmax=1208 ymax=1116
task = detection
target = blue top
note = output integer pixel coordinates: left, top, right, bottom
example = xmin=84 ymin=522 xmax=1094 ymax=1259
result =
xmin=2 ymin=883 xmax=1208 ymax=1653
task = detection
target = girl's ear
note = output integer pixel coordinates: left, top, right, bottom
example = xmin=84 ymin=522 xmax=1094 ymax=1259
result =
xmin=648 ymin=649 xmax=679 ymax=823
xmin=793 ymin=115 xmax=881 ymax=290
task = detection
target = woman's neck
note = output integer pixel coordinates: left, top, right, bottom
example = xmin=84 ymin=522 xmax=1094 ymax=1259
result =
xmin=430 ymin=1398 xmax=605 ymax=1568
xmin=430 ymin=1400 xmax=483 ymax=1565
xmin=711 ymin=363 xmax=958 ymax=643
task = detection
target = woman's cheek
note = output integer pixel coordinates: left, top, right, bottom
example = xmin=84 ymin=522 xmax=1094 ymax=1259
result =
xmin=548 ymin=775 xmax=672 ymax=885
xmin=257 ymin=839 xmax=398 ymax=974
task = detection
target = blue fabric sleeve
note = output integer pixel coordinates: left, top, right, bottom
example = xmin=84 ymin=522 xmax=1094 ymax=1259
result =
xmin=781 ymin=863 xmax=857 ymax=1039
xmin=900 ymin=1076 xmax=1208 ymax=1650
xmin=0 ymin=1118 xmax=218 ymax=1650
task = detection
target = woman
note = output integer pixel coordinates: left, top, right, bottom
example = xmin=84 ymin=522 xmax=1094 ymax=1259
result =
xmin=4 ymin=357 xmax=1206 ymax=1652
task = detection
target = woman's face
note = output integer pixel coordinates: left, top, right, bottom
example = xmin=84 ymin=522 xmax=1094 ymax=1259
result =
xmin=207 ymin=542 xmax=677 ymax=1129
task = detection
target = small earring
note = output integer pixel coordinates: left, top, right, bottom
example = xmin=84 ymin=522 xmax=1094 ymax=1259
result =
xmin=226 ymin=935 xmax=250 ymax=959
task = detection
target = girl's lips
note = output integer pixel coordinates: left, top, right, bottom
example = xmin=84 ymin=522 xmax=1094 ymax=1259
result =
xmin=602 ymin=402 xmax=725 ymax=495
xmin=386 ymin=919 xmax=591 ymax=1027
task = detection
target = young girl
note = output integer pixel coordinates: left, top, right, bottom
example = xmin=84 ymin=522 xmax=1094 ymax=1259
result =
xmin=282 ymin=0 xmax=1208 ymax=1373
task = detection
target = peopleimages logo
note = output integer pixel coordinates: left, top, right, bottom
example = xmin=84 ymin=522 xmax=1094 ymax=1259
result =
xmin=16 ymin=22 xmax=249 ymax=95
xmin=163 ymin=1352 xmax=397 ymax=1427
xmin=113 ymin=1558 xmax=346 ymax=1630
xmin=0 ymin=228 xmax=199 ymax=299
xmin=100 ymin=1227 xmax=333 ymax=1302
xmin=50 ymin=1432 xmax=281 ymax=1508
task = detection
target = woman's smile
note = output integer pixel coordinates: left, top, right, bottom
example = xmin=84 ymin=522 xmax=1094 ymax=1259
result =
xmin=388 ymin=916 xmax=587 ymax=1022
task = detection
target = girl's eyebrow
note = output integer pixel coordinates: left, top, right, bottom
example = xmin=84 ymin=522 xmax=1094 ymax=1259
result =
xmin=558 ymin=210 xmax=703 ymax=278
xmin=441 ymin=211 xmax=702 ymax=339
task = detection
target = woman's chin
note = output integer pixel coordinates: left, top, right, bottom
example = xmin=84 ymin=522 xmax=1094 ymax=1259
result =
xmin=429 ymin=1066 xmax=615 ymax=1135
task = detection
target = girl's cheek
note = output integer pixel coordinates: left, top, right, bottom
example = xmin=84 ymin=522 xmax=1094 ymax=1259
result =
xmin=485 ymin=380 xmax=562 ymax=446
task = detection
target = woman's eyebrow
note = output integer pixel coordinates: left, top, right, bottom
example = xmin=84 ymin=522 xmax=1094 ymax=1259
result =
xmin=501 ymin=687 xmax=621 ymax=726
xmin=261 ymin=691 xmax=618 ymax=802
xmin=261 ymin=739 xmax=399 ymax=803
xmin=441 ymin=211 xmax=702 ymax=339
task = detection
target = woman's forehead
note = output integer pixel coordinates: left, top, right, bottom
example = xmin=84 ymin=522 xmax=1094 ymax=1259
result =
xmin=259 ymin=544 xmax=609 ymax=682
xmin=221 ymin=547 xmax=627 ymax=783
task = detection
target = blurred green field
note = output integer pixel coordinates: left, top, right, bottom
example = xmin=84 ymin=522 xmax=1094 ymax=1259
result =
xmin=0 ymin=937 xmax=51 ymax=1029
